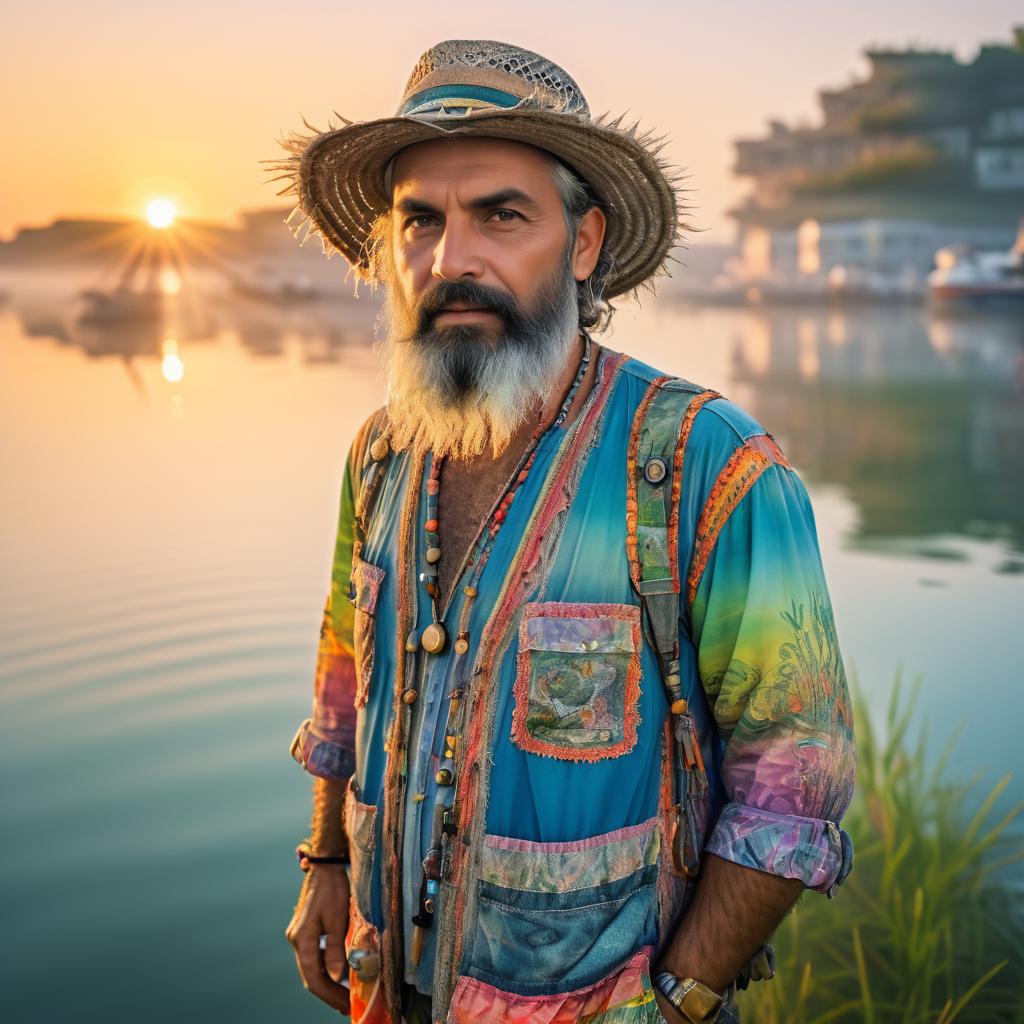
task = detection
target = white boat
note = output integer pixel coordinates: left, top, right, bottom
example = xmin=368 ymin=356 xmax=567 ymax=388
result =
xmin=928 ymin=222 xmax=1024 ymax=305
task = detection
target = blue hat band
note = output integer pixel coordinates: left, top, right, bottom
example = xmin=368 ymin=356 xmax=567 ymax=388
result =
xmin=399 ymin=84 xmax=523 ymax=117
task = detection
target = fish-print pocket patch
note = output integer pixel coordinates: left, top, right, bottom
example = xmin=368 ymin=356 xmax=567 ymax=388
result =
xmin=511 ymin=602 xmax=642 ymax=762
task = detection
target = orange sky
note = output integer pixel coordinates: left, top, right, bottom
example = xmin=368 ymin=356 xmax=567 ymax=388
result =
xmin=1 ymin=0 xmax=1018 ymax=245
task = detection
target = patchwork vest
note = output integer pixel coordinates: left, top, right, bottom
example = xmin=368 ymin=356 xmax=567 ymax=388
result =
xmin=343 ymin=352 xmax=730 ymax=1024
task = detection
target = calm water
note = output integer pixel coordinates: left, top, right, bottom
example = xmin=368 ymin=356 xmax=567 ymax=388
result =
xmin=1 ymin=273 xmax=1022 ymax=1021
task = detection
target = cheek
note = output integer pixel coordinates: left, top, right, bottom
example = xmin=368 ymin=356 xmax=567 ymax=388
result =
xmin=494 ymin=235 xmax=567 ymax=298
xmin=391 ymin=242 xmax=427 ymax=299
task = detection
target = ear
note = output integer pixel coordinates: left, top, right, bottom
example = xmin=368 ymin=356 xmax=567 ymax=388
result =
xmin=571 ymin=206 xmax=607 ymax=281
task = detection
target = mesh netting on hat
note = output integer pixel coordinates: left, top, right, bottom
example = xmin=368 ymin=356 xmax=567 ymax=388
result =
xmin=403 ymin=40 xmax=590 ymax=115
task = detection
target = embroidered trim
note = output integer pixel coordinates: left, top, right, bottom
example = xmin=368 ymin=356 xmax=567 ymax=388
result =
xmin=484 ymin=815 xmax=658 ymax=854
xmin=686 ymin=441 xmax=773 ymax=606
xmin=510 ymin=601 xmax=643 ymax=762
xmin=747 ymin=432 xmax=793 ymax=468
xmin=625 ymin=377 xmax=672 ymax=589
xmin=378 ymin=451 xmax=422 ymax=1020
xmin=667 ymin=391 xmax=721 ymax=590
xmin=435 ymin=350 xmax=627 ymax=1019
xmin=446 ymin=947 xmax=658 ymax=1024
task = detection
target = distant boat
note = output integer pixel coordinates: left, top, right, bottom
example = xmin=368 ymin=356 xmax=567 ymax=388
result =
xmin=77 ymin=288 xmax=166 ymax=325
xmin=928 ymin=222 xmax=1024 ymax=306
xmin=230 ymin=265 xmax=318 ymax=304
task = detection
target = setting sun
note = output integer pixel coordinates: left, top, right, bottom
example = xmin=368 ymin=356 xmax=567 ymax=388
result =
xmin=145 ymin=198 xmax=176 ymax=228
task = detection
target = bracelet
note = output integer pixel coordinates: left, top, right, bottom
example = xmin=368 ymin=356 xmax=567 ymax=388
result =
xmin=653 ymin=971 xmax=724 ymax=1023
xmin=296 ymin=840 xmax=350 ymax=872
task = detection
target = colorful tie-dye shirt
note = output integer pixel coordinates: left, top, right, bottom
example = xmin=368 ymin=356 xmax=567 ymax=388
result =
xmin=290 ymin=348 xmax=855 ymax=1024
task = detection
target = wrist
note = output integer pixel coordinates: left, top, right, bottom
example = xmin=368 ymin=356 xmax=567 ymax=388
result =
xmin=296 ymin=839 xmax=350 ymax=871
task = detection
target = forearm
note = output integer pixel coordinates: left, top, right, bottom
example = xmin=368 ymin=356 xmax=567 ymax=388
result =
xmin=656 ymin=852 xmax=802 ymax=993
xmin=310 ymin=775 xmax=349 ymax=856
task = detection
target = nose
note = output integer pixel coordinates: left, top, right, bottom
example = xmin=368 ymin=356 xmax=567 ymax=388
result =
xmin=431 ymin=218 xmax=484 ymax=283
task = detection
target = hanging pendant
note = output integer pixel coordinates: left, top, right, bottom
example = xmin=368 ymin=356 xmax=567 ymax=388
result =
xmin=420 ymin=621 xmax=449 ymax=654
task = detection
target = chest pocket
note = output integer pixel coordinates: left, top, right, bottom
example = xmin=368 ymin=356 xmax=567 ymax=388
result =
xmin=510 ymin=602 xmax=642 ymax=762
xmin=349 ymin=555 xmax=384 ymax=709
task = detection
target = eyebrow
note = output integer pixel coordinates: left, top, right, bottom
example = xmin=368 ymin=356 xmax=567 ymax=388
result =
xmin=394 ymin=188 xmax=542 ymax=216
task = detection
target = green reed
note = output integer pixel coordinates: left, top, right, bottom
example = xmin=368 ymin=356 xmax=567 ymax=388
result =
xmin=736 ymin=673 xmax=1024 ymax=1024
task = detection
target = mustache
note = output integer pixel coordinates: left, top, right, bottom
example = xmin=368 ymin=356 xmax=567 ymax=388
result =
xmin=414 ymin=280 xmax=526 ymax=337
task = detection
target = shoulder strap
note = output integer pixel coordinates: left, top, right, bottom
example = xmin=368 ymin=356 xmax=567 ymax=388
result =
xmin=628 ymin=377 xmax=721 ymax=879
xmin=627 ymin=378 xmax=720 ymax=706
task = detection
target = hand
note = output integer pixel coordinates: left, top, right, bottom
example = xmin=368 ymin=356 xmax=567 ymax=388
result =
xmin=285 ymin=863 xmax=351 ymax=1014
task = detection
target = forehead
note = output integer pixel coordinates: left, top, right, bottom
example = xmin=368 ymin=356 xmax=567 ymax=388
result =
xmin=389 ymin=137 xmax=558 ymax=198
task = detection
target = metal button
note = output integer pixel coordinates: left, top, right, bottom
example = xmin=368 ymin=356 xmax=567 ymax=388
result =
xmin=435 ymin=768 xmax=453 ymax=786
xmin=348 ymin=947 xmax=380 ymax=981
xmin=644 ymin=457 xmax=667 ymax=484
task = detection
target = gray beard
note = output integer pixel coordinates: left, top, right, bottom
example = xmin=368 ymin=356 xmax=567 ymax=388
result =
xmin=376 ymin=256 xmax=580 ymax=460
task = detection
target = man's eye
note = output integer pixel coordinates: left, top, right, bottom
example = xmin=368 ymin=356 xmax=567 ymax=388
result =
xmin=405 ymin=215 xmax=437 ymax=229
xmin=489 ymin=209 xmax=521 ymax=222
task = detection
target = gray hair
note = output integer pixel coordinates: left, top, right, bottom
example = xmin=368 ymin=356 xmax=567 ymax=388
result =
xmin=548 ymin=158 xmax=614 ymax=334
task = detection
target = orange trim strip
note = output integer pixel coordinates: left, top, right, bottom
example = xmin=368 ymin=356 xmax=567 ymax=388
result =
xmin=686 ymin=442 xmax=772 ymax=606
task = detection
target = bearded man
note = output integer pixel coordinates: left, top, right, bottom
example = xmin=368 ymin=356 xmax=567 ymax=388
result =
xmin=272 ymin=39 xmax=855 ymax=1024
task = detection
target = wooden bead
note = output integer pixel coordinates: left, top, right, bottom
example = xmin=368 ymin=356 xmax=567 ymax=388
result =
xmin=426 ymin=547 xmax=442 ymax=564
xmin=420 ymin=621 xmax=448 ymax=654
xmin=402 ymin=688 xmax=418 ymax=705
xmin=369 ymin=435 xmax=390 ymax=461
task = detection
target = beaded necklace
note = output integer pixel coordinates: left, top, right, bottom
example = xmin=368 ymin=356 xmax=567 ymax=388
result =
xmin=405 ymin=331 xmax=593 ymax=966
xmin=417 ymin=330 xmax=592 ymax=658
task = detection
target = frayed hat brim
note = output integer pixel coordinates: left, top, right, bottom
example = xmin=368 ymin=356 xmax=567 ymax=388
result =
xmin=263 ymin=103 xmax=694 ymax=301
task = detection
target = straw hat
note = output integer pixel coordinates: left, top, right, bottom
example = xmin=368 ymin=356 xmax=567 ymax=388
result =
xmin=265 ymin=39 xmax=692 ymax=300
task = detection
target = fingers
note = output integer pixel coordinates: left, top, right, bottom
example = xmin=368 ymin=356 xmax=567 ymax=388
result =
xmin=290 ymin=940 xmax=350 ymax=1013
xmin=322 ymin=935 xmax=348 ymax=984
xmin=286 ymin=894 xmax=350 ymax=1014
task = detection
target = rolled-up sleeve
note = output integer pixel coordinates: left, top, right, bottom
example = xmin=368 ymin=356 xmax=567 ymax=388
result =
xmin=290 ymin=447 xmax=359 ymax=781
xmin=686 ymin=435 xmax=856 ymax=897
